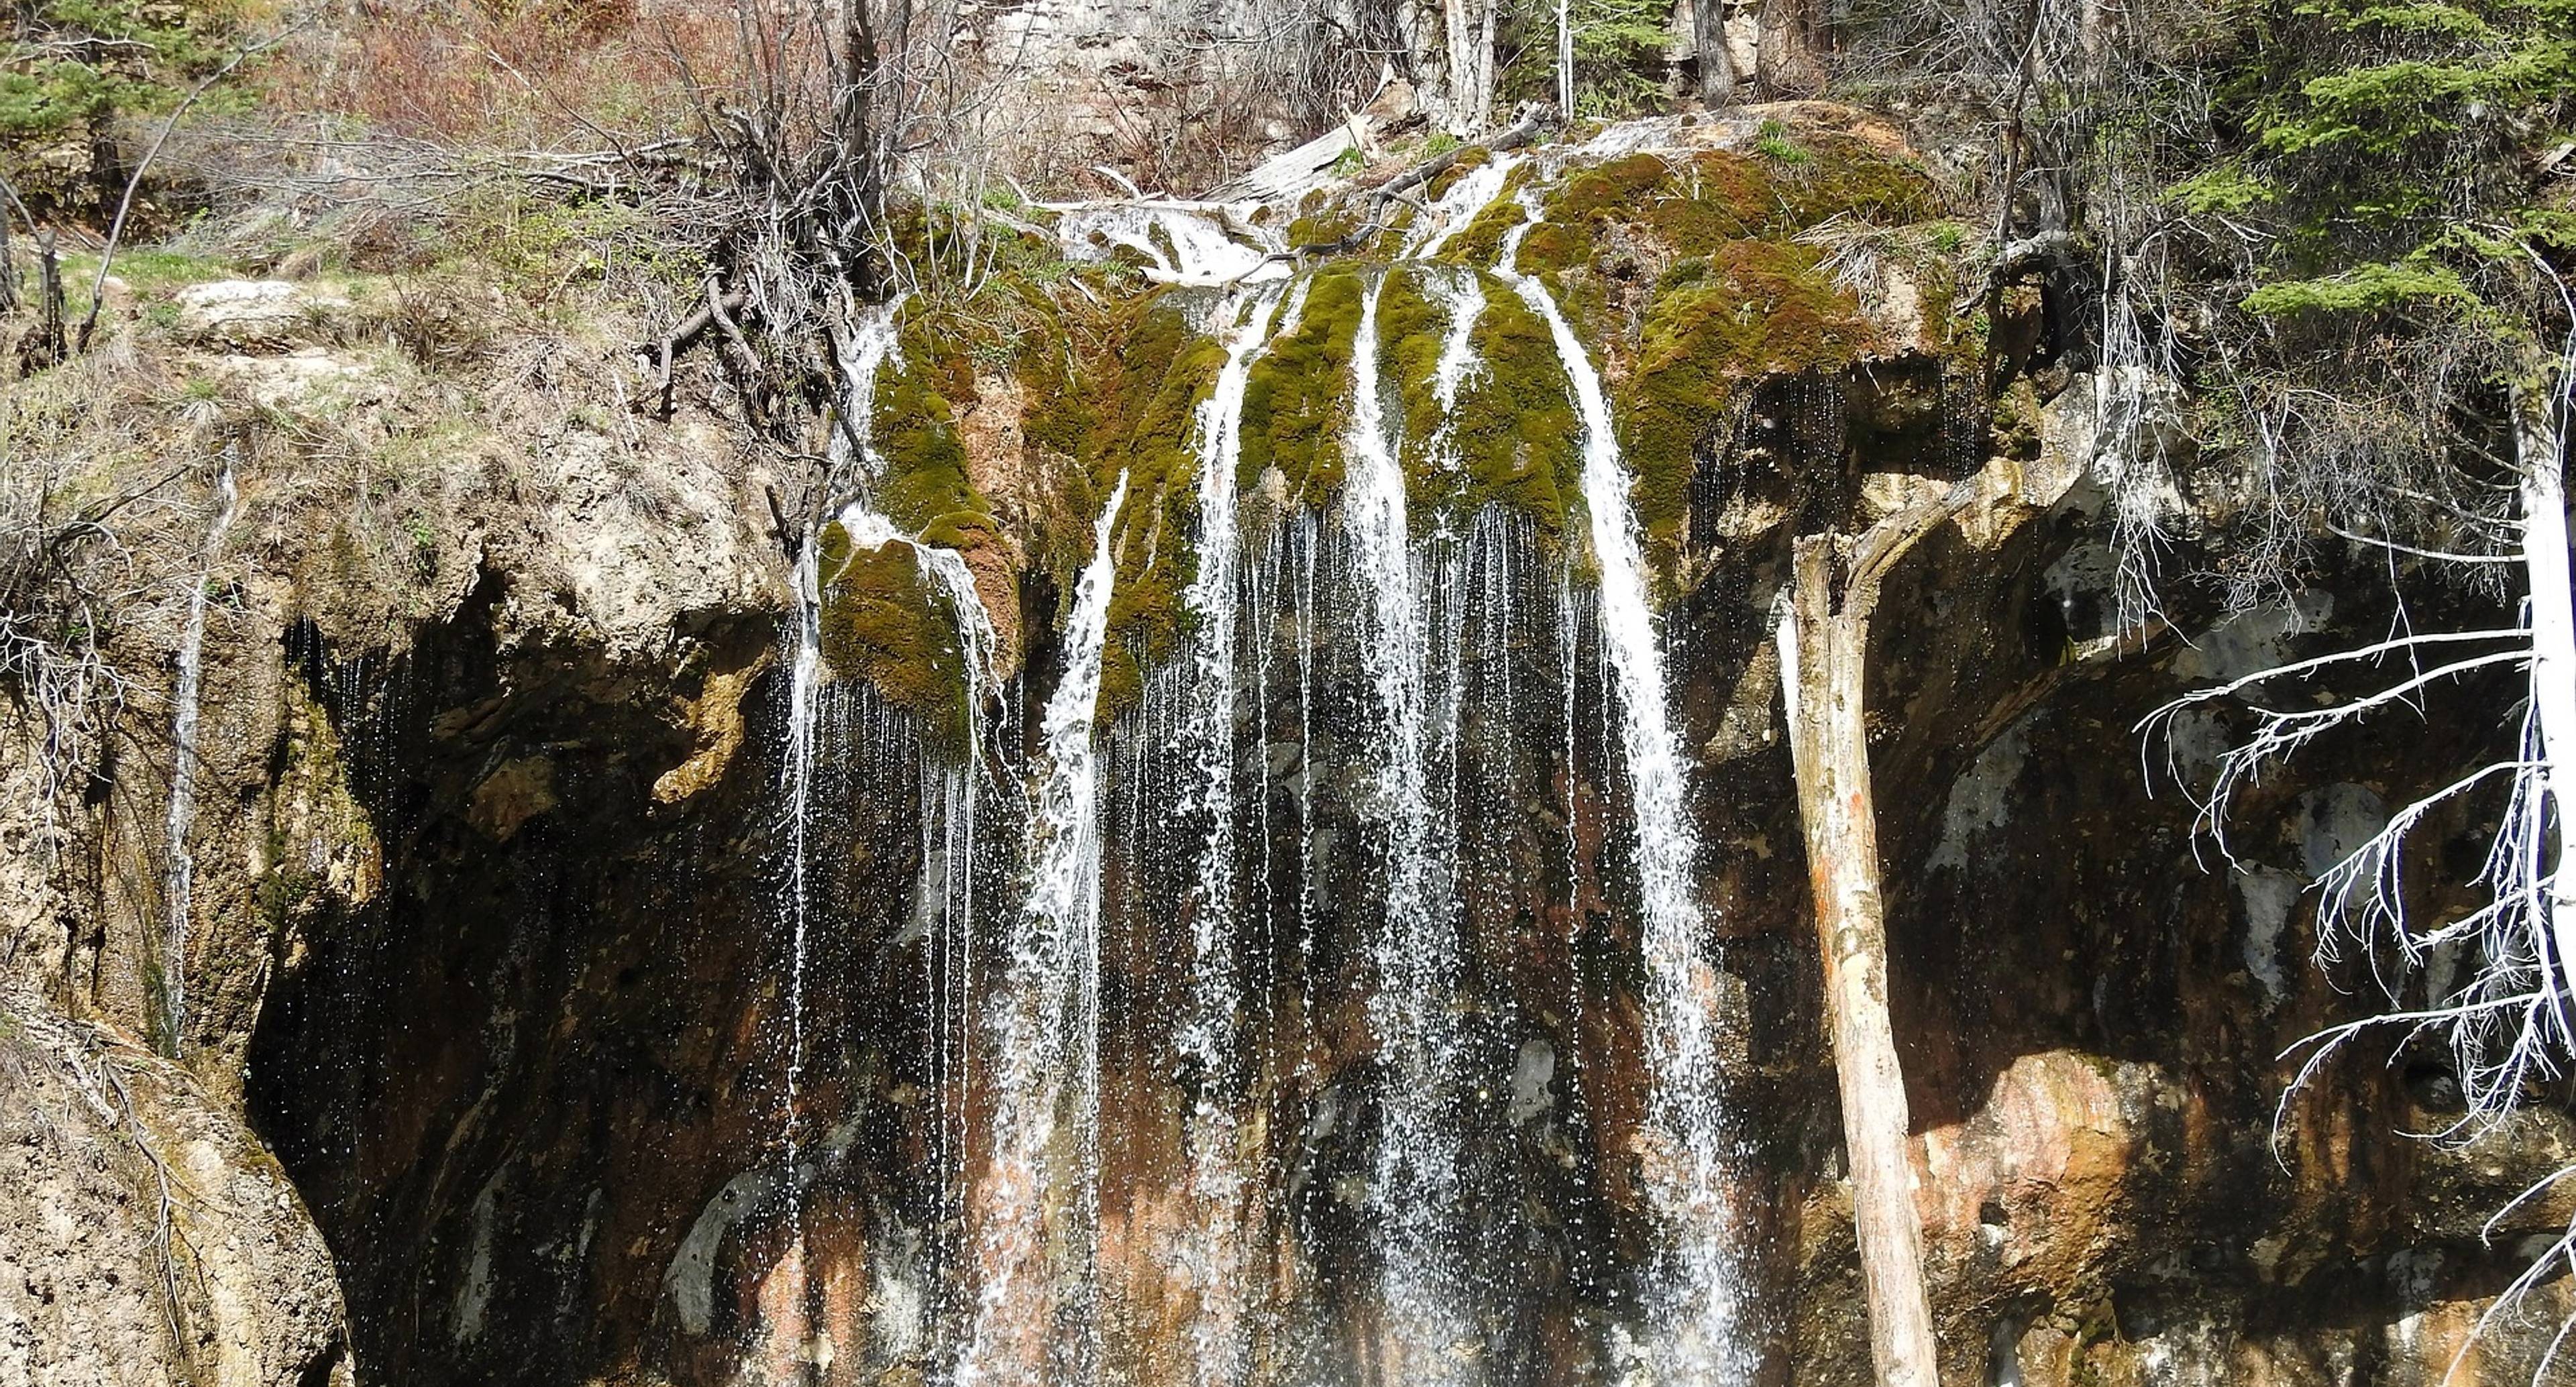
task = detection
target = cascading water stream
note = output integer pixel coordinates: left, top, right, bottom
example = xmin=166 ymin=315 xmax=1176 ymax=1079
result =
xmin=1496 ymin=195 xmax=1752 ymax=1383
xmin=1175 ymin=287 xmax=1287 ymax=1384
xmin=160 ymin=447 xmax=241 ymax=1056
xmin=957 ymin=472 xmax=1132 ymax=1387
xmin=1057 ymin=205 xmax=1285 ymax=286
xmin=1344 ymin=276 xmax=1474 ymax=1377
xmin=1405 ymin=152 xmax=1522 ymax=262
xmin=777 ymin=298 xmax=909 ymax=1173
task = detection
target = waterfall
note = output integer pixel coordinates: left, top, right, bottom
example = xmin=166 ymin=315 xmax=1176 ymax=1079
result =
xmin=1057 ymin=205 xmax=1286 ymax=286
xmin=837 ymin=299 xmax=905 ymax=480
xmin=1407 ymin=152 xmax=1521 ymax=262
xmin=828 ymin=506 xmax=998 ymax=759
xmin=776 ymin=297 xmax=907 ymax=1168
xmin=1344 ymin=277 xmax=1473 ymax=1377
xmin=779 ymin=535 xmax=825 ymax=1166
xmin=1424 ymin=267 xmax=1489 ymax=477
xmin=1176 ymin=288 xmax=1287 ymax=1385
xmin=1497 ymin=197 xmax=1751 ymax=1382
xmin=160 ymin=447 xmax=241 ymax=1056
xmin=957 ymin=471 xmax=1131 ymax=1387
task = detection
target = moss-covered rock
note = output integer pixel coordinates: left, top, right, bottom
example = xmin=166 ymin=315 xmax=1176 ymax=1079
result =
xmin=1238 ymin=266 xmax=1368 ymax=506
xmin=1617 ymin=240 xmax=1880 ymax=562
xmin=1521 ymin=143 xmax=1939 ymax=280
xmin=1378 ymin=266 xmax=1581 ymax=537
xmin=816 ymin=522 xmax=973 ymax=751
xmin=1427 ymin=162 xmax=1539 ymax=270
xmin=1085 ymin=292 xmax=1230 ymax=714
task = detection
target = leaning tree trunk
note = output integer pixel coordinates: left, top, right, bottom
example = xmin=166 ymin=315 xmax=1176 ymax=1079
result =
xmin=1777 ymin=530 xmax=1942 ymax=1387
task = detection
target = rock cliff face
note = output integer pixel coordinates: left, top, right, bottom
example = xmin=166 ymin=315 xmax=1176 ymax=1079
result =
xmin=3 ymin=107 xmax=2566 ymax=1386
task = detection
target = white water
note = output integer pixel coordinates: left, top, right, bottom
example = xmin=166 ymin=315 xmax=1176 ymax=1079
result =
xmin=778 ymin=536 xmax=825 ymax=1167
xmin=837 ymin=299 xmax=906 ymax=481
xmin=956 ymin=471 xmax=1130 ymax=1387
xmin=160 ymin=451 xmax=240 ymax=1056
xmin=1344 ymin=278 xmax=1473 ymax=1377
xmin=828 ymin=506 xmax=998 ymax=763
xmin=1423 ymin=266 xmax=1490 ymax=478
xmin=1406 ymin=152 xmax=1521 ymax=262
xmin=1497 ymin=197 xmax=1751 ymax=1383
xmin=1059 ymin=205 xmax=1286 ymax=286
xmin=778 ymin=296 xmax=910 ymax=1175
xmin=1175 ymin=287 xmax=1287 ymax=1384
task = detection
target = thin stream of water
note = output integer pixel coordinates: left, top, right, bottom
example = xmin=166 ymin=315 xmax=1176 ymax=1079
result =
xmin=161 ymin=449 xmax=241 ymax=1056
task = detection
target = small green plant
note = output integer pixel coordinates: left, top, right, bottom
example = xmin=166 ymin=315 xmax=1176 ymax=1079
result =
xmin=407 ymin=516 xmax=439 ymax=579
xmin=1422 ymin=132 xmax=1462 ymax=158
xmin=1754 ymin=120 xmax=1813 ymax=166
xmin=1927 ymin=221 xmax=1967 ymax=254
xmin=1329 ymin=146 xmax=1365 ymax=177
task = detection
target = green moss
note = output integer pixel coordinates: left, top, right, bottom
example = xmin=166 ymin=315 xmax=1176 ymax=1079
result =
xmin=1778 ymin=133 xmax=1940 ymax=227
xmin=869 ymin=354 xmax=981 ymax=535
xmin=1017 ymin=317 xmax=1092 ymax=459
xmin=1379 ymin=266 xmax=1581 ymax=535
xmin=1422 ymin=144 xmax=1490 ymax=203
xmin=1085 ymin=292 xmax=1230 ymax=714
xmin=1427 ymin=162 xmax=1538 ymax=269
xmin=1618 ymin=239 xmax=1877 ymax=561
xmin=1238 ymin=265 xmax=1368 ymax=504
xmin=1522 ymin=145 xmax=1941 ymax=278
xmin=795 ymin=302 xmax=1016 ymax=748
xmin=1992 ymin=377 xmax=2045 ymax=461
xmin=1287 ymin=209 xmax=1362 ymax=247
xmin=816 ymin=522 xmax=972 ymax=751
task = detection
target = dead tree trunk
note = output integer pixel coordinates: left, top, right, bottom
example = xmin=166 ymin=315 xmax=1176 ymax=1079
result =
xmin=1556 ymin=0 xmax=1576 ymax=115
xmin=2510 ymin=368 xmax=2576 ymax=1007
xmin=834 ymin=0 xmax=884 ymax=292
xmin=1776 ymin=497 xmax=1961 ymax=1387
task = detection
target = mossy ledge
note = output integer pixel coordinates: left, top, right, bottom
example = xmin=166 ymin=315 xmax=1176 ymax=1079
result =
xmin=1377 ymin=265 xmax=1581 ymax=537
xmin=1618 ymin=240 xmax=1880 ymax=569
xmin=816 ymin=521 xmax=973 ymax=753
xmin=1089 ymin=290 xmax=1230 ymax=716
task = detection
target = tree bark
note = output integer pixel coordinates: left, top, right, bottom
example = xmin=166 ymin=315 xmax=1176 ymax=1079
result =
xmin=2511 ymin=372 xmax=2576 ymax=1012
xmin=1399 ymin=0 xmax=1454 ymax=125
xmin=1756 ymin=0 xmax=1825 ymax=96
xmin=1777 ymin=532 xmax=1941 ymax=1387
xmin=1476 ymin=0 xmax=1499 ymax=127
xmin=1556 ymin=0 xmax=1576 ymax=116
xmin=1443 ymin=0 xmax=1474 ymax=133
xmin=1693 ymin=0 xmax=1733 ymax=104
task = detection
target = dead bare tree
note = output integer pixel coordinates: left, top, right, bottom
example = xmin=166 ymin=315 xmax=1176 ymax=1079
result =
xmin=1774 ymin=482 xmax=1974 ymax=1387
xmin=2138 ymin=322 xmax=2576 ymax=1380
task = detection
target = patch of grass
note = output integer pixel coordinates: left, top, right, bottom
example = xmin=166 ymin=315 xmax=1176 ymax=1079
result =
xmin=1755 ymin=119 xmax=1813 ymax=166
